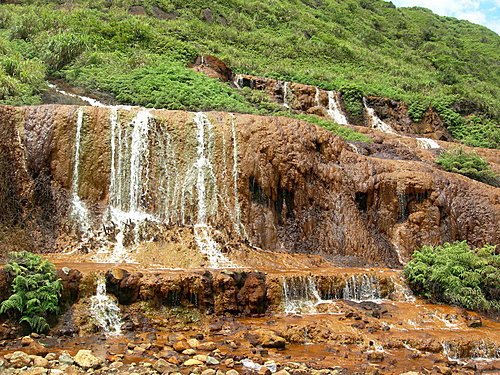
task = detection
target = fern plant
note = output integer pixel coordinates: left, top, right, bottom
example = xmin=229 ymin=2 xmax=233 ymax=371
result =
xmin=404 ymin=242 xmax=499 ymax=313
xmin=0 ymin=251 xmax=62 ymax=333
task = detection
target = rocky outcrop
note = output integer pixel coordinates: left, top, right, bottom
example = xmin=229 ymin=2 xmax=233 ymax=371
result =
xmin=0 ymin=105 xmax=498 ymax=267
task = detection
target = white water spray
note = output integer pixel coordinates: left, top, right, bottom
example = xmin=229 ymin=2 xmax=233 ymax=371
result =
xmin=283 ymin=82 xmax=290 ymax=108
xmin=416 ymin=137 xmax=440 ymax=149
xmin=90 ymin=275 xmax=123 ymax=336
xmin=327 ymin=91 xmax=349 ymax=125
xmin=70 ymin=107 xmax=90 ymax=233
xmin=342 ymin=274 xmax=381 ymax=302
xmin=363 ymin=98 xmax=397 ymax=134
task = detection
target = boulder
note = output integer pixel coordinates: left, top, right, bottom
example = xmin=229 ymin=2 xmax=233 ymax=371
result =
xmin=246 ymin=329 xmax=286 ymax=349
xmin=73 ymin=349 xmax=103 ymax=369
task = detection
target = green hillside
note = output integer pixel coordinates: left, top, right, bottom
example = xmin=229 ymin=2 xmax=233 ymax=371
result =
xmin=0 ymin=0 xmax=498 ymax=147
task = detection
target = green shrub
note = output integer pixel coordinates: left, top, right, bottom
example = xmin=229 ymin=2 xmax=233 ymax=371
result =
xmin=0 ymin=251 xmax=62 ymax=333
xmin=292 ymin=114 xmax=372 ymax=143
xmin=404 ymin=242 xmax=499 ymax=313
xmin=436 ymin=148 xmax=499 ymax=186
xmin=339 ymin=84 xmax=364 ymax=117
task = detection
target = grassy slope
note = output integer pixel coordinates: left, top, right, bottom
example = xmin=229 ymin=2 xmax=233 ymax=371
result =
xmin=0 ymin=0 xmax=498 ymax=146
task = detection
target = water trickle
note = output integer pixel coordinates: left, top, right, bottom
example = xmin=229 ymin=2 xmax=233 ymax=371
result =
xmin=48 ymin=83 xmax=107 ymax=107
xmin=282 ymin=275 xmax=323 ymax=314
xmin=192 ymin=113 xmax=235 ymax=268
xmin=342 ymin=274 xmax=381 ymax=302
xmin=416 ymin=137 xmax=440 ymax=149
xmin=327 ymin=91 xmax=349 ymax=125
xmin=230 ymin=115 xmax=243 ymax=235
xmin=363 ymin=98 xmax=397 ymax=134
xmin=70 ymin=107 xmax=90 ymax=233
xmin=314 ymin=87 xmax=321 ymax=107
xmin=390 ymin=276 xmax=415 ymax=302
xmin=90 ymin=275 xmax=123 ymax=336
xmin=283 ymin=82 xmax=290 ymax=108
xmin=234 ymin=74 xmax=244 ymax=89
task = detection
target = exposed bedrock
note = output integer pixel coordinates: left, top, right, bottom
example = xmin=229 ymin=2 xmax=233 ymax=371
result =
xmin=0 ymin=105 xmax=498 ymax=266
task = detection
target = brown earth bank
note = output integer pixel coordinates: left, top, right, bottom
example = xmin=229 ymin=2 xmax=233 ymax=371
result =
xmin=0 ymin=265 xmax=498 ymax=374
xmin=0 ymin=105 xmax=498 ymax=268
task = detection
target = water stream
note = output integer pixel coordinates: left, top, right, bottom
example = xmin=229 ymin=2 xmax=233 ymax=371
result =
xmin=363 ymin=98 xmax=397 ymax=134
xmin=90 ymin=275 xmax=123 ymax=336
xmin=327 ymin=91 xmax=349 ymax=125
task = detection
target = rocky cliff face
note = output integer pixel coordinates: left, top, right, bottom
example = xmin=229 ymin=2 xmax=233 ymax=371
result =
xmin=0 ymin=105 xmax=498 ymax=267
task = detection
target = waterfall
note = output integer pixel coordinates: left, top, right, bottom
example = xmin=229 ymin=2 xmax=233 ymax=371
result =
xmin=105 ymin=108 xmax=157 ymax=263
xmin=234 ymin=74 xmax=244 ymax=89
xmin=48 ymin=83 xmax=107 ymax=107
xmin=90 ymin=275 xmax=123 ymax=336
xmin=70 ymin=107 xmax=90 ymax=233
xmin=231 ymin=115 xmax=242 ymax=235
xmin=342 ymin=274 xmax=381 ymax=302
xmin=283 ymin=82 xmax=290 ymax=108
xmin=363 ymin=98 xmax=397 ymax=134
xmin=416 ymin=137 xmax=440 ymax=149
xmin=282 ymin=275 xmax=323 ymax=314
xmin=315 ymin=87 xmax=321 ymax=107
xmin=327 ymin=91 xmax=349 ymax=125
xmin=192 ymin=113 xmax=235 ymax=268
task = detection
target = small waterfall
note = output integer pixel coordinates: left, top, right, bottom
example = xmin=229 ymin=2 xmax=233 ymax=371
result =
xmin=470 ymin=340 xmax=500 ymax=360
xmin=90 ymin=275 xmax=123 ymax=336
xmin=342 ymin=274 xmax=381 ymax=302
xmin=234 ymin=74 xmax=244 ymax=89
xmin=363 ymin=98 xmax=397 ymax=135
xmin=192 ymin=113 xmax=235 ymax=268
xmin=416 ymin=137 xmax=440 ymax=149
xmin=231 ymin=115 xmax=243 ymax=235
xmin=327 ymin=91 xmax=349 ymax=125
xmin=48 ymin=83 xmax=107 ymax=107
xmin=283 ymin=82 xmax=290 ymax=108
xmin=390 ymin=276 xmax=415 ymax=302
xmin=282 ymin=275 xmax=322 ymax=314
xmin=314 ymin=87 xmax=321 ymax=107
xmin=70 ymin=107 xmax=90 ymax=233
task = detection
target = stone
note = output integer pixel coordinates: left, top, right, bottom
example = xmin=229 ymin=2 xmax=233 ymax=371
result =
xmin=198 ymin=341 xmax=217 ymax=351
xmin=58 ymin=352 xmax=74 ymax=365
xmin=202 ymin=370 xmax=217 ymax=375
xmin=183 ymin=349 xmax=197 ymax=355
xmin=8 ymin=351 xmax=32 ymax=368
xmin=28 ymin=341 xmax=50 ymax=356
xmin=21 ymin=336 xmax=35 ymax=346
xmin=226 ymin=371 xmax=239 ymax=375
xmin=206 ymin=356 xmax=220 ymax=365
xmin=45 ymin=353 xmax=57 ymax=361
xmin=173 ymin=340 xmax=191 ymax=352
xmin=246 ymin=329 xmax=286 ymax=349
xmin=275 ymin=371 xmax=291 ymax=375
xmin=187 ymin=338 xmax=200 ymax=348
xmin=31 ymin=355 xmax=49 ymax=367
xmin=193 ymin=354 xmax=208 ymax=362
xmin=367 ymin=351 xmax=384 ymax=362
xmin=183 ymin=358 xmax=204 ymax=366
xmin=259 ymin=367 xmax=272 ymax=375
xmin=73 ymin=349 xmax=103 ymax=369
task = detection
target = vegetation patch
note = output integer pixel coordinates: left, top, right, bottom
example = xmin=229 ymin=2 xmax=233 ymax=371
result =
xmin=0 ymin=251 xmax=62 ymax=333
xmin=404 ymin=242 xmax=499 ymax=313
xmin=436 ymin=148 xmax=499 ymax=186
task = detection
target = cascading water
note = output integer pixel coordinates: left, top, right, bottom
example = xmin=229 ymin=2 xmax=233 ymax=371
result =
xmin=282 ymin=275 xmax=323 ymax=314
xmin=283 ymin=82 xmax=290 ymax=108
xmin=416 ymin=137 xmax=440 ymax=149
xmin=48 ymin=83 xmax=107 ymax=108
xmin=314 ymin=87 xmax=321 ymax=107
xmin=234 ymin=74 xmax=244 ymax=89
xmin=363 ymin=98 xmax=397 ymax=135
xmin=70 ymin=107 xmax=90 ymax=234
xmin=342 ymin=274 xmax=381 ymax=302
xmin=327 ymin=91 xmax=349 ymax=125
xmin=90 ymin=275 xmax=123 ymax=336
xmin=192 ymin=113 xmax=235 ymax=268
xmin=230 ymin=115 xmax=243 ymax=236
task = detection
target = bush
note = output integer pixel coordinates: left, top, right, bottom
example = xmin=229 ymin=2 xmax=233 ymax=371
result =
xmin=436 ymin=148 xmax=499 ymax=186
xmin=404 ymin=242 xmax=499 ymax=313
xmin=0 ymin=251 xmax=62 ymax=333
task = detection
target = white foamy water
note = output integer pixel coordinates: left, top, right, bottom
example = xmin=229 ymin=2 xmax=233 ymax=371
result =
xmin=342 ymin=274 xmax=381 ymax=302
xmin=70 ymin=108 xmax=90 ymax=233
xmin=90 ymin=275 xmax=123 ymax=336
xmin=192 ymin=113 xmax=235 ymax=268
xmin=234 ymin=74 xmax=244 ymax=89
xmin=48 ymin=83 xmax=108 ymax=107
xmin=363 ymin=98 xmax=397 ymax=134
xmin=327 ymin=91 xmax=349 ymax=125
xmin=416 ymin=137 xmax=440 ymax=149
xmin=283 ymin=82 xmax=290 ymax=108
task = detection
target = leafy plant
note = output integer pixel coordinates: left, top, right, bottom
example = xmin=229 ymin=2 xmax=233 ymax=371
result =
xmin=0 ymin=251 xmax=63 ymax=333
xmin=436 ymin=148 xmax=499 ymax=186
xmin=404 ymin=242 xmax=499 ymax=313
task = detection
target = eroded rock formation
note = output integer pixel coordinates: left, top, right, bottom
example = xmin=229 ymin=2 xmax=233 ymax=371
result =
xmin=0 ymin=105 xmax=498 ymax=267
